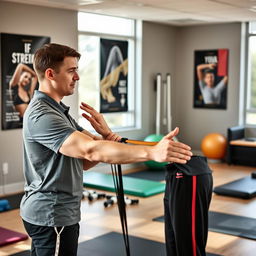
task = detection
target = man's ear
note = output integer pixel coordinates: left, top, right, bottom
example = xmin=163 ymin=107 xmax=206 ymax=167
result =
xmin=45 ymin=68 xmax=55 ymax=80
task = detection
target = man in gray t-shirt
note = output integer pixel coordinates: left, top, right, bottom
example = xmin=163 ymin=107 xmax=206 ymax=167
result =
xmin=21 ymin=43 xmax=192 ymax=256
xmin=21 ymin=91 xmax=84 ymax=227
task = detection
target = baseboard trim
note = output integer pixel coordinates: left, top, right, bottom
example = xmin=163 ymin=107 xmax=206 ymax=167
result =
xmin=0 ymin=181 xmax=25 ymax=196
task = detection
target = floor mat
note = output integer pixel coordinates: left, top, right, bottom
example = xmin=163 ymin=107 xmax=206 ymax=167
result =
xmin=208 ymin=211 xmax=256 ymax=240
xmin=0 ymin=227 xmax=28 ymax=247
xmin=124 ymin=168 xmax=166 ymax=182
xmin=10 ymin=231 xmax=220 ymax=256
xmin=153 ymin=211 xmax=256 ymax=240
xmin=213 ymin=176 xmax=256 ymax=199
xmin=83 ymin=171 xmax=165 ymax=197
xmin=0 ymin=192 xmax=24 ymax=210
xmin=153 ymin=215 xmax=165 ymax=222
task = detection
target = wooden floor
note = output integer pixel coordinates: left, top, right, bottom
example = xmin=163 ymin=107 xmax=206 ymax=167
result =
xmin=0 ymin=163 xmax=256 ymax=255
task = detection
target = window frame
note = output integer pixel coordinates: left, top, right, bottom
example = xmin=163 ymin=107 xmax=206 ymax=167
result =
xmin=243 ymin=22 xmax=256 ymax=127
xmin=77 ymin=13 xmax=140 ymax=132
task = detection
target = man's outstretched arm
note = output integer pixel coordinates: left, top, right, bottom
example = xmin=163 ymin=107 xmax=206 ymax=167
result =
xmin=78 ymin=102 xmax=192 ymax=170
xmin=59 ymin=128 xmax=192 ymax=170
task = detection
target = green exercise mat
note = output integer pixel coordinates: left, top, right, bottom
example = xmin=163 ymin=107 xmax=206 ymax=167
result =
xmin=83 ymin=171 xmax=165 ymax=197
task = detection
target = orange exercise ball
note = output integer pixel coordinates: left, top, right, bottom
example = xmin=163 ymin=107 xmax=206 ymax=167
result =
xmin=201 ymin=133 xmax=227 ymax=160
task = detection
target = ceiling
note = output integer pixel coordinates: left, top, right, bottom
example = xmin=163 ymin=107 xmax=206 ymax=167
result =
xmin=3 ymin=0 xmax=256 ymax=26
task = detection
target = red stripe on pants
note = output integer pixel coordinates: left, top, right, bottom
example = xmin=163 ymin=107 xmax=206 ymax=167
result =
xmin=192 ymin=175 xmax=197 ymax=256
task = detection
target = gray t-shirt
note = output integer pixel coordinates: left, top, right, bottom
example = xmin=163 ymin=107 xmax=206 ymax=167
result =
xmin=20 ymin=90 xmax=84 ymax=227
xmin=199 ymin=79 xmax=226 ymax=104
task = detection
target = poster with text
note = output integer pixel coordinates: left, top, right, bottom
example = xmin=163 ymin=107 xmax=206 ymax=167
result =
xmin=194 ymin=49 xmax=228 ymax=109
xmin=1 ymin=33 xmax=50 ymax=130
xmin=100 ymin=38 xmax=128 ymax=113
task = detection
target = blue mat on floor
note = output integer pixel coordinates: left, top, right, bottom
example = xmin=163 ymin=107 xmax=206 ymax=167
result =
xmin=0 ymin=193 xmax=24 ymax=210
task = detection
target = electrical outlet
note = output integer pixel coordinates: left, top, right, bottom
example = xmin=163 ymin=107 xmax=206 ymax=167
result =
xmin=3 ymin=162 xmax=8 ymax=175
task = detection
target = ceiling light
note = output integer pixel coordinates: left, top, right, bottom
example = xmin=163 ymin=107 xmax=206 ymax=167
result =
xmin=78 ymin=0 xmax=104 ymax=5
xmin=249 ymin=8 xmax=256 ymax=12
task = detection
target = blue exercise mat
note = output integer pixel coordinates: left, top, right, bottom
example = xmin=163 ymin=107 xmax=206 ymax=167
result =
xmin=0 ymin=199 xmax=10 ymax=212
xmin=0 ymin=192 xmax=24 ymax=210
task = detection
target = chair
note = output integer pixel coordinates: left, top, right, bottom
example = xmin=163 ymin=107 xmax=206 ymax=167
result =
xmin=227 ymin=126 xmax=256 ymax=166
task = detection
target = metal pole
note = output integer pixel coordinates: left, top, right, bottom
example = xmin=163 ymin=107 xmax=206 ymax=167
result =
xmin=156 ymin=73 xmax=162 ymax=135
xmin=166 ymin=73 xmax=172 ymax=132
xmin=162 ymin=80 xmax=167 ymax=127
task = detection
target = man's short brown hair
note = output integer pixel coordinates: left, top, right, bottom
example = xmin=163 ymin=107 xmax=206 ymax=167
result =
xmin=33 ymin=43 xmax=81 ymax=79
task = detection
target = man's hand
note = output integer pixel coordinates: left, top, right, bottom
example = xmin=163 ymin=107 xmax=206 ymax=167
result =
xmin=80 ymin=102 xmax=121 ymax=141
xmin=151 ymin=127 xmax=192 ymax=164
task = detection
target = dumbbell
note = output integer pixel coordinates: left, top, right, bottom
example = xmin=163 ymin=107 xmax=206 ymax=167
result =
xmin=104 ymin=196 xmax=117 ymax=207
xmin=83 ymin=190 xmax=106 ymax=201
xmin=103 ymin=196 xmax=139 ymax=207
xmin=124 ymin=198 xmax=139 ymax=205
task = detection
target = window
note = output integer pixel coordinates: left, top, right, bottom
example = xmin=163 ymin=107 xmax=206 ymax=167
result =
xmin=77 ymin=12 xmax=137 ymax=131
xmin=245 ymin=22 xmax=256 ymax=125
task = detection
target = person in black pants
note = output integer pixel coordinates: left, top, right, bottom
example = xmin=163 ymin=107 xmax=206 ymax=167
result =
xmin=164 ymin=156 xmax=213 ymax=256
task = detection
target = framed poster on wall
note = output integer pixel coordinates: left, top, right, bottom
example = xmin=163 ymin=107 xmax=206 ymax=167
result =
xmin=193 ymin=49 xmax=229 ymax=109
xmin=1 ymin=33 xmax=50 ymax=130
xmin=100 ymin=38 xmax=128 ymax=113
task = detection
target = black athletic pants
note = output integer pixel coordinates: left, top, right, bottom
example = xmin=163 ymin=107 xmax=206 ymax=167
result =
xmin=164 ymin=173 xmax=213 ymax=256
xmin=23 ymin=220 xmax=79 ymax=256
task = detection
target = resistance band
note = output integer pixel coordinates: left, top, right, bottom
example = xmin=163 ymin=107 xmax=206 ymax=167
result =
xmin=111 ymin=138 xmax=157 ymax=256
xmin=120 ymin=138 xmax=158 ymax=146
xmin=111 ymin=164 xmax=130 ymax=256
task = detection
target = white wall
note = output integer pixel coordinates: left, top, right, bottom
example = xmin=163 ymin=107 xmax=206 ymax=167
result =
xmin=173 ymin=23 xmax=242 ymax=150
xmin=0 ymin=2 xmax=78 ymax=193
xmin=0 ymin=3 xmax=180 ymax=193
xmin=141 ymin=22 xmax=178 ymax=137
xmin=0 ymin=1 xmax=243 ymax=193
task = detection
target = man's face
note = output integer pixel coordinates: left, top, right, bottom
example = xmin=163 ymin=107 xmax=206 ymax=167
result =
xmin=53 ymin=57 xmax=80 ymax=96
xmin=204 ymin=73 xmax=215 ymax=88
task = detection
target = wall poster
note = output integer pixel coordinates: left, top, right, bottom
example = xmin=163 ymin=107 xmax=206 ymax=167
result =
xmin=194 ymin=49 xmax=229 ymax=109
xmin=1 ymin=33 xmax=50 ymax=130
xmin=100 ymin=38 xmax=128 ymax=113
